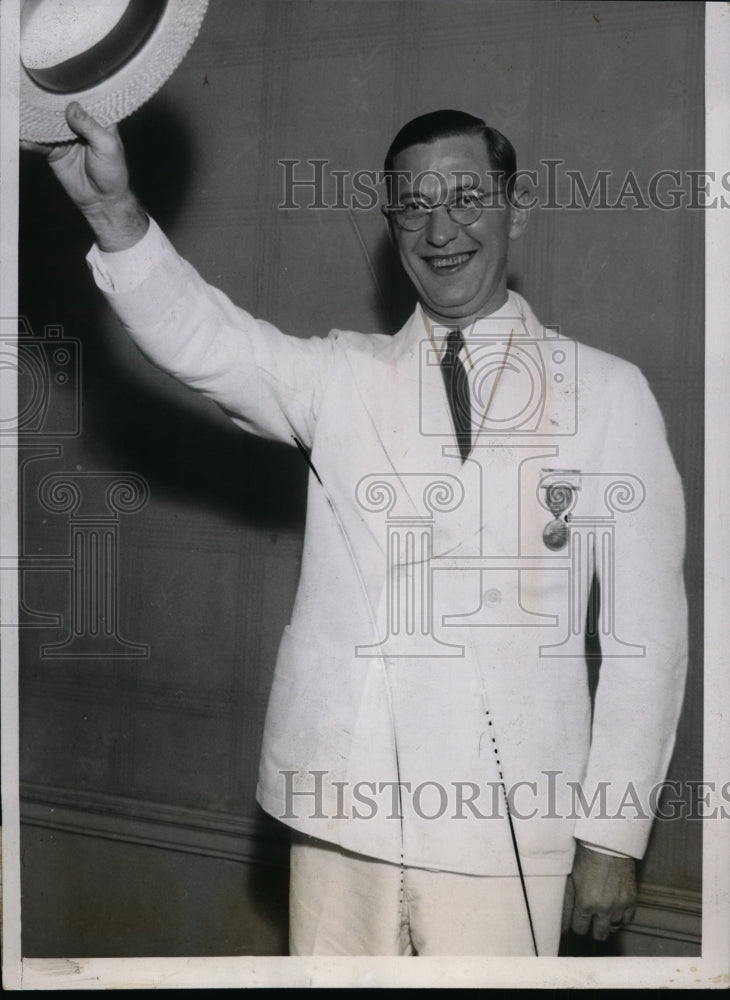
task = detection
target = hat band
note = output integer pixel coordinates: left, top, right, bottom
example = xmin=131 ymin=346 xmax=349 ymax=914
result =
xmin=22 ymin=0 xmax=168 ymax=95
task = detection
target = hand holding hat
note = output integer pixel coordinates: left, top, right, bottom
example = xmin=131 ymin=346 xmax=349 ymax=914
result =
xmin=24 ymin=101 xmax=149 ymax=252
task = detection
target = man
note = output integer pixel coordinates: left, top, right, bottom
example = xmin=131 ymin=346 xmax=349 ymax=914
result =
xmin=33 ymin=104 xmax=687 ymax=956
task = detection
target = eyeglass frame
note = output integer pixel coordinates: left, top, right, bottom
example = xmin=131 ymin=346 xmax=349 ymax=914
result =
xmin=382 ymin=185 xmax=510 ymax=232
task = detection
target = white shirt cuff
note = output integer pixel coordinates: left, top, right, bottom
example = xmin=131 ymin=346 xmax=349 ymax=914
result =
xmin=578 ymin=839 xmax=632 ymax=859
xmin=86 ymin=216 xmax=168 ymax=294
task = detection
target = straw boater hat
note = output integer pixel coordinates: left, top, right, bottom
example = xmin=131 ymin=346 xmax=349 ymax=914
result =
xmin=19 ymin=0 xmax=209 ymax=143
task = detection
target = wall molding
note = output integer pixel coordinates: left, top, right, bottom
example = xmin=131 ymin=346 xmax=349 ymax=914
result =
xmin=19 ymin=782 xmax=289 ymax=869
xmin=624 ymin=881 xmax=702 ymax=949
xmin=20 ymin=782 xmax=701 ymax=952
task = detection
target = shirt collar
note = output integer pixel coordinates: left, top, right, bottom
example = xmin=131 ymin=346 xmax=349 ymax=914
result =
xmin=418 ymin=293 xmax=520 ymax=369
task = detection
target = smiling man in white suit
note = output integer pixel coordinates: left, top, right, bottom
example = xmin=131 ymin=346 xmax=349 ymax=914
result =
xmin=33 ymin=104 xmax=687 ymax=956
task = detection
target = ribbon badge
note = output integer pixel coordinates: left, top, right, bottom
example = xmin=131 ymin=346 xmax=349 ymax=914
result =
xmin=540 ymin=469 xmax=581 ymax=550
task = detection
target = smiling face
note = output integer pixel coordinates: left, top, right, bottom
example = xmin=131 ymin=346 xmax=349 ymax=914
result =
xmin=388 ymin=133 xmax=527 ymax=326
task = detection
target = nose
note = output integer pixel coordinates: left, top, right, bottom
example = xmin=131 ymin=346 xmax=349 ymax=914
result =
xmin=424 ymin=204 xmax=459 ymax=247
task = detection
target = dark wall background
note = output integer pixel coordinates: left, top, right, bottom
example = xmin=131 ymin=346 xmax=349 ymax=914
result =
xmin=18 ymin=0 xmax=703 ymax=957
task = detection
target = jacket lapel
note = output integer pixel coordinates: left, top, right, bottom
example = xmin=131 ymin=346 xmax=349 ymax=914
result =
xmin=331 ymin=293 xmax=569 ymax=557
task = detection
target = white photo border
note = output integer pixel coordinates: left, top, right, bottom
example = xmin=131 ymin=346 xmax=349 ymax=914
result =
xmin=1 ymin=0 xmax=728 ymax=989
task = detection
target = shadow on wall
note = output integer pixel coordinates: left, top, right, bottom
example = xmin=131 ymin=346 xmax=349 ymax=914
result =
xmin=20 ymin=101 xmax=308 ymax=530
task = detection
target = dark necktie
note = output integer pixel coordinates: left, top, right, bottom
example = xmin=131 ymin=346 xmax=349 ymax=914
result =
xmin=440 ymin=328 xmax=471 ymax=462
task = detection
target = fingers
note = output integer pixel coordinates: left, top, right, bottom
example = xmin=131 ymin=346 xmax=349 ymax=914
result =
xmin=568 ymin=906 xmax=627 ymax=941
xmin=20 ymin=139 xmax=56 ymax=154
xmin=589 ymin=913 xmax=615 ymax=941
xmin=569 ymin=906 xmax=593 ymax=937
xmin=20 ymin=137 xmax=77 ymax=166
xmin=64 ymin=102 xmax=118 ymax=152
xmin=574 ymin=901 xmax=635 ymax=941
xmin=21 ymin=105 xmax=116 ymax=154
xmin=589 ymin=909 xmax=631 ymax=941
xmin=622 ymin=899 xmax=637 ymax=925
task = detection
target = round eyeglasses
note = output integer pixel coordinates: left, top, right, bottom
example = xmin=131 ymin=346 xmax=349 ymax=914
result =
xmin=384 ymin=189 xmax=506 ymax=232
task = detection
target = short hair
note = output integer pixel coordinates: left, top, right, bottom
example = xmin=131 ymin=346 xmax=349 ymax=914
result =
xmin=383 ymin=109 xmax=517 ymax=204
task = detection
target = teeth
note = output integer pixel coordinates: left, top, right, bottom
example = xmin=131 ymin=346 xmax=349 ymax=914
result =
xmin=430 ymin=253 xmax=471 ymax=269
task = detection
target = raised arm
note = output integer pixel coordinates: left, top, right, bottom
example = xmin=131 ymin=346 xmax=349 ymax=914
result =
xmin=25 ymin=103 xmax=334 ymax=450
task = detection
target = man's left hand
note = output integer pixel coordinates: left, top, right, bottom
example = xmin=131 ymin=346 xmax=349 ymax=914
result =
xmin=561 ymin=842 xmax=637 ymax=941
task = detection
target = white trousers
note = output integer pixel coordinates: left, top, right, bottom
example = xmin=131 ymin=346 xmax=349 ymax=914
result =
xmin=289 ymin=835 xmax=566 ymax=956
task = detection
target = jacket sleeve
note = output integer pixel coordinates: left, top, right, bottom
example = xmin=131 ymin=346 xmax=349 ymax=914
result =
xmin=572 ymin=364 xmax=689 ymax=858
xmin=86 ymin=217 xmax=334 ymax=448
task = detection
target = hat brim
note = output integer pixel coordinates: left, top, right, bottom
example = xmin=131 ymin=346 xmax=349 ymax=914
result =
xmin=20 ymin=0 xmax=209 ymax=143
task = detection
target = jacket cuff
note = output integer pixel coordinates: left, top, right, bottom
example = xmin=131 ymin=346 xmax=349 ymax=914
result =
xmin=578 ymin=839 xmax=631 ymax=859
xmin=86 ymin=216 xmax=168 ymax=294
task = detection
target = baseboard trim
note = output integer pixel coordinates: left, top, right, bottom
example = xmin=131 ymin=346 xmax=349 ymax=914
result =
xmin=20 ymin=782 xmax=702 ymax=950
xmin=19 ymin=782 xmax=289 ymax=868
xmin=624 ymin=881 xmax=702 ymax=947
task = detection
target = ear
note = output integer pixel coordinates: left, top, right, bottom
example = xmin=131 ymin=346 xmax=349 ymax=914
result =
xmin=508 ymin=182 xmax=531 ymax=241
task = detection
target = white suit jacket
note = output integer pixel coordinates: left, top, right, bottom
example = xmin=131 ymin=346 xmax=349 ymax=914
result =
xmin=88 ymin=220 xmax=688 ymax=877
